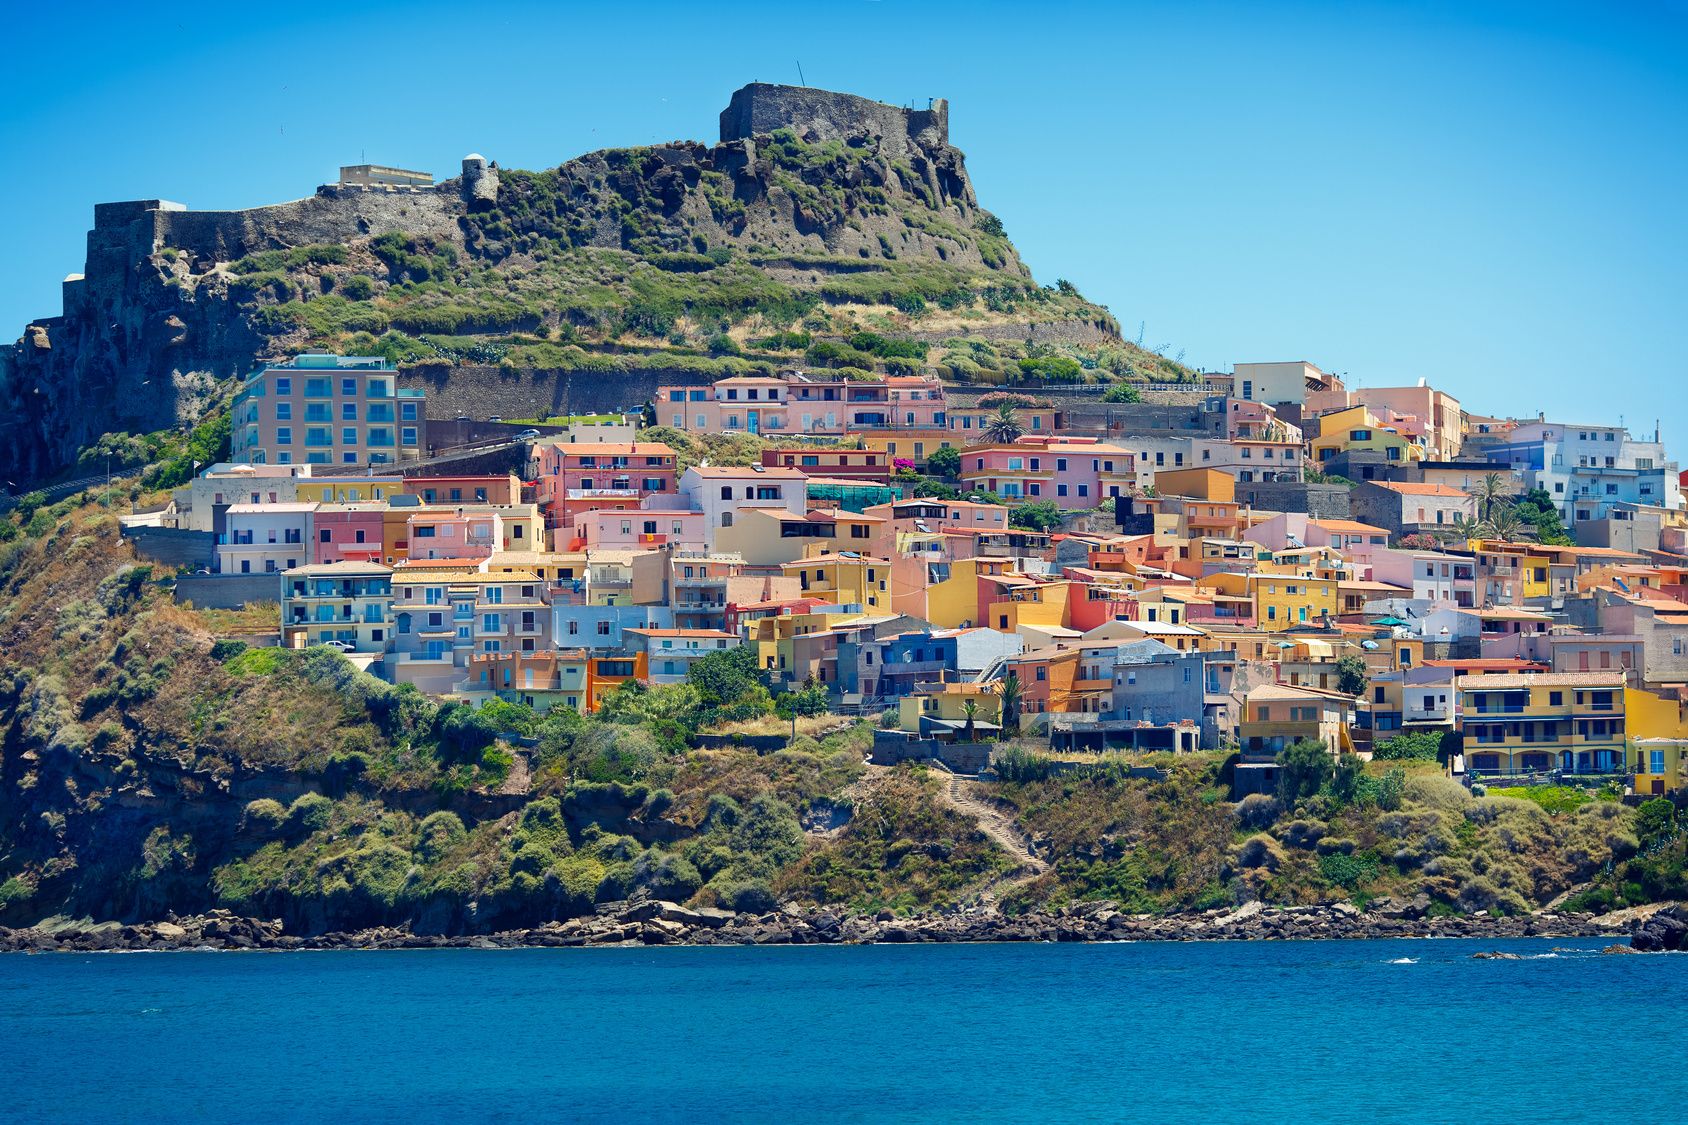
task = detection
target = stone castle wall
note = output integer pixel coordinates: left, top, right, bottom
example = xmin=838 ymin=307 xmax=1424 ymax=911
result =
xmin=720 ymin=83 xmax=948 ymax=152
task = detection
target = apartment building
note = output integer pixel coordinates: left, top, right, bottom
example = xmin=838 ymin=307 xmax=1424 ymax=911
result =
xmin=232 ymin=354 xmax=424 ymax=466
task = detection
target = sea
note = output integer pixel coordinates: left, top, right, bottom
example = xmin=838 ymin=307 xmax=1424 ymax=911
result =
xmin=2 ymin=937 xmax=1683 ymax=1123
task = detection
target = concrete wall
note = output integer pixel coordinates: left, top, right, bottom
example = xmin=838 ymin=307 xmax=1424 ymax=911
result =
xmin=123 ymin=526 xmax=216 ymax=569
xmin=173 ymin=573 xmax=280 ymax=609
xmin=397 ymin=363 xmax=720 ymax=423
xmin=870 ymin=730 xmax=994 ymax=773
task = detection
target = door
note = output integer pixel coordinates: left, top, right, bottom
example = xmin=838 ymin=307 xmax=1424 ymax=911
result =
xmin=747 ymin=409 xmax=760 ymax=435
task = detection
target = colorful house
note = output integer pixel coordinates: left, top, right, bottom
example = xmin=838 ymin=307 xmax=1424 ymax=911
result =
xmin=959 ymin=439 xmax=1134 ymax=509
xmin=280 ymin=561 xmax=393 ymax=653
xmin=761 ymin=447 xmax=892 ymax=482
xmin=1460 ymin=672 xmax=1626 ymax=778
xmin=533 ymin=442 xmax=678 ymax=531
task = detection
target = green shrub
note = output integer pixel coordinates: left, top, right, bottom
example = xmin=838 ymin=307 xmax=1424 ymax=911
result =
xmin=210 ymin=639 xmax=248 ymax=662
xmin=285 ymin=793 xmax=333 ymax=836
xmin=243 ymin=799 xmax=288 ymax=835
xmin=1319 ymin=851 xmax=1379 ymax=888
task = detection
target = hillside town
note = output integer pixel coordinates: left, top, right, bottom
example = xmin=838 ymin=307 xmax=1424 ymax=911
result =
xmin=127 ymin=353 xmax=1688 ymax=800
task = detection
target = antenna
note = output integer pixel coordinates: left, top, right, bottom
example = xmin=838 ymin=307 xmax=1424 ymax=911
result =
xmin=797 ymin=60 xmax=806 ymax=86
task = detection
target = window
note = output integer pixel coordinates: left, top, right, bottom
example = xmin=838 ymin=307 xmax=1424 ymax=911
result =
xmin=275 ymin=376 xmax=292 ymax=395
xmin=342 ymin=402 xmax=358 ymax=421
xmin=341 ymin=377 xmax=357 ymax=397
xmin=342 ymin=427 xmax=358 ymax=446
xmin=401 ymin=402 xmax=418 ymax=422
xmin=276 ymin=427 xmax=292 ymax=446
xmin=597 ymin=620 xmax=611 ymax=636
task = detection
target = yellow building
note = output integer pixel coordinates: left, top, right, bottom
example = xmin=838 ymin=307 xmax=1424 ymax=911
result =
xmin=897 ymin=682 xmax=1004 ymax=735
xmin=983 ymin=575 xmax=1076 ymax=634
xmin=1625 ymin=687 xmax=1688 ymax=794
xmin=1461 ymin=672 xmax=1626 ymax=778
xmin=1472 ymin=540 xmax=1554 ymax=602
xmin=1152 ymin=467 xmax=1235 ymax=502
xmin=860 ymin=427 xmax=960 ymax=468
xmin=1208 ymin=572 xmax=1338 ymax=631
xmin=779 ymin=551 xmax=890 ymax=611
xmin=715 ymin=507 xmax=885 ymax=566
xmin=1310 ymin=405 xmax=1424 ymax=466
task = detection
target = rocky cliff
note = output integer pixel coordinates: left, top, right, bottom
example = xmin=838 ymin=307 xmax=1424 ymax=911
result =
xmin=0 ymin=82 xmax=1125 ymax=486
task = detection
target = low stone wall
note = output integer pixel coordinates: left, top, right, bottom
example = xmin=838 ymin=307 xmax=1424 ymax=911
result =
xmin=173 ymin=574 xmax=279 ymax=610
xmin=870 ymin=731 xmax=993 ymax=773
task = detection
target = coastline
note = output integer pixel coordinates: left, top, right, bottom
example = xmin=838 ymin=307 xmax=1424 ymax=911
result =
xmin=4 ymin=898 xmax=1675 ymax=954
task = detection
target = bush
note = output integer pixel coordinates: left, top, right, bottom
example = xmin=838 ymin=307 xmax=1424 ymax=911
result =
xmin=925 ymin=445 xmax=962 ymax=478
xmin=1375 ymin=731 xmax=1445 ymax=762
xmin=716 ymin=878 xmax=776 ymax=913
xmin=417 ymin=811 xmax=467 ymax=862
xmin=1233 ymin=793 xmax=1280 ymax=830
xmin=1101 ymin=383 xmax=1141 ymax=403
xmin=242 ymin=799 xmax=287 ymax=836
xmin=340 ymin=274 xmax=375 ymax=300
xmin=1319 ymin=851 xmax=1378 ymax=888
xmin=1009 ymin=500 xmax=1063 ymax=533
xmin=284 ymin=793 xmax=333 ymax=837
xmin=210 ymin=639 xmax=248 ymax=663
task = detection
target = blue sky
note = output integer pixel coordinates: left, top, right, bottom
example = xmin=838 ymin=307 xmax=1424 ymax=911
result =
xmin=4 ymin=0 xmax=1685 ymax=440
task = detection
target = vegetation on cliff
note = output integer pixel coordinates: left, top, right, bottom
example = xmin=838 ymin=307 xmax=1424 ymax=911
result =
xmin=4 ymin=486 xmax=1681 ymax=935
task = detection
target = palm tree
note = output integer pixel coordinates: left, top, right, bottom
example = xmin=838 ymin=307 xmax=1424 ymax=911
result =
xmin=1446 ymin=513 xmax=1483 ymax=544
xmin=1466 ymin=472 xmax=1510 ymax=525
xmin=1483 ymin=503 xmax=1527 ymax=543
xmin=982 ymin=404 xmax=1025 ymax=444
xmin=998 ymin=672 xmax=1024 ymax=735
xmin=961 ymin=698 xmax=979 ymax=743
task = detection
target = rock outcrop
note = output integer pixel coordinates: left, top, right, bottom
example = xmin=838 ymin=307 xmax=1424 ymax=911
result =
xmin=0 ymin=899 xmax=1634 ymax=954
xmin=0 ymin=82 xmax=1026 ymax=487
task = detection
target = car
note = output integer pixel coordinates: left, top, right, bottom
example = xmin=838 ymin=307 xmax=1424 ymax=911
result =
xmin=320 ymin=640 xmax=356 ymax=653
xmin=516 ymin=428 xmax=542 ymax=441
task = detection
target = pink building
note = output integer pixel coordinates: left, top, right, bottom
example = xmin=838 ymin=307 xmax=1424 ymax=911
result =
xmin=958 ymin=438 xmax=1135 ymax=509
xmin=402 ymin=474 xmax=522 ymax=506
xmin=533 ymin=442 xmax=679 ymax=531
xmin=311 ymin=503 xmax=386 ymax=564
xmin=407 ymin=509 xmax=502 ymax=561
xmin=579 ymin=507 xmax=710 ymax=551
xmin=655 ymin=377 xmax=793 ymax=435
xmin=653 ymin=374 xmax=947 ymax=436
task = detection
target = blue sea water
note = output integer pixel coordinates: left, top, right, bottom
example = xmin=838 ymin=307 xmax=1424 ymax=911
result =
xmin=2 ymin=938 xmax=1684 ymax=1123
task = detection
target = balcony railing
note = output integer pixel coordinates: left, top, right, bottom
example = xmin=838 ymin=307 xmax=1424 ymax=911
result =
xmin=566 ymin=488 xmax=641 ymax=499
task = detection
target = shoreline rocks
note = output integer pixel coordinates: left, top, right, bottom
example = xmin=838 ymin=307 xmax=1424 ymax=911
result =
xmin=0 ymin=899 xmax=1644 ymax=954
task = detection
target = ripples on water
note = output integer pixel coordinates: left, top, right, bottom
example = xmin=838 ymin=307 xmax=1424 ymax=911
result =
xmin=2 ymin=938 xmax=1684 ymax=1124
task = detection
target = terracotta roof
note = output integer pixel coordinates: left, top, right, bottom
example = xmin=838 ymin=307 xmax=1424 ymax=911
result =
xmin=686 ymin=465 xmax=807 ymax=478
xmin=1371 ymin=481 xmax=1469 ymax=497
xmin=1459 ymin=672 xmax=1624 ymax=690
xmin=1423 ymin=658 xmax=1551 ymax=671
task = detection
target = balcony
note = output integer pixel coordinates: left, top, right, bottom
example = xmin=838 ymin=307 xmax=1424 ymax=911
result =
xmin=566 ymin=488 xmax=641 ymax=499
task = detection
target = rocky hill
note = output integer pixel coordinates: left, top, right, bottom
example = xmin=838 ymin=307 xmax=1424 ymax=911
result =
xmin=0 ymin=82 xmax=1183 ymax=486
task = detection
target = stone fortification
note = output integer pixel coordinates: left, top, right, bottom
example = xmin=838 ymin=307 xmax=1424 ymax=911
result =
xmin=1 ymin=84 xmax=1012 ymax=485
xmin=721 ymin=83 xmax=950 ymax=153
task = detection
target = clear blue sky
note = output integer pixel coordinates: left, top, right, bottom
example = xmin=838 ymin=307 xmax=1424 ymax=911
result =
xmin=5 ymin=0 xmax=1685 ymax=441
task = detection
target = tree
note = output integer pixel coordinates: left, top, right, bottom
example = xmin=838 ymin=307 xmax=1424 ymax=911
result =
xmin=774 ymin=680 xmax=828 ymax=720
xmin=1483 ymin=503 xmax=1527 ymax=543
xmin=982 ymin=403 xmax=1024 ymax=444
xmin=925 ymin=445 xmax=962 ymax=479
xmin=1276 ymin=739 xmax=1334 ymax=804
xmin=1374 ymin=730 xmax=1446 ymax=762
xmin=1335 ymin=655 xmax=1369 ymax=697
xmin=688 ymin=645 xmax=766 ymax=708
xmin=1102 ymin=382 xmax=1142 ymax=403
xmin=961 ymin=698 xmax=979 ymax=742
xmin=1512 ymin=488 xmax=1573 ymax=545
xmin=1467 ymin=472 xmax=1510 ymax=525
xmin=1009 ymin=499 xmax=1064 ymax=533
xmin=998 ymin=673 xmax=1024 ymax=734
xmin=1635 ymin=798 xmax=1680 ymax=853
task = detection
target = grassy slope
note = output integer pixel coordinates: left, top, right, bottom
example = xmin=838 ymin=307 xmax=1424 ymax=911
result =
xmin=3 ymin=489 xmax=1680 ymax=932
